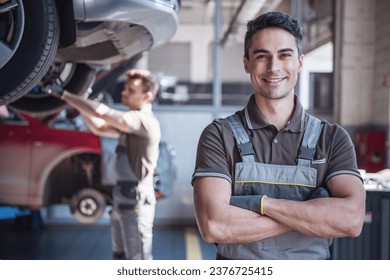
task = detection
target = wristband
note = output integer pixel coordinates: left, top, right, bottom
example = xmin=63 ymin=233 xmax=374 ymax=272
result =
xmin=230 ymin=194 xmax=267 ymax=215
xmin=260 ymin=195 xmax=267 ymax=215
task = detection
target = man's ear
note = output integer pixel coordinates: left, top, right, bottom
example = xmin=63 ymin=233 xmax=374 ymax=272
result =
xmin=144 ymin=91 xmax=154 ymax=102
xmin=298 ymin=54 xmax=304 ymax=72
xmin=243 ymin=56 xmax=250 ymax=73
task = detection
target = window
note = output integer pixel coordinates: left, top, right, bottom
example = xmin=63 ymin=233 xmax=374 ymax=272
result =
xmin=309 ymin=72 xmax=333 ymax=114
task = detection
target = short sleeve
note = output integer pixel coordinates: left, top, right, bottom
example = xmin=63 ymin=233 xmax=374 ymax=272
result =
xmin=325 ymin=124 xmax=363 ymax=183
xmin=192 ymin=120 xmax=233 ymax=186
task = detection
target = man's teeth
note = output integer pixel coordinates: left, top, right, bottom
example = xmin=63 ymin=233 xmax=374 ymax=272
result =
xmin=266 ymin=78 xmax=283 ymax=83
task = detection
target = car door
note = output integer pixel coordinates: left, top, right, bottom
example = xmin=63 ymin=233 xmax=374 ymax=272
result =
xmin=0 ymin=108 xmax=31 ymax=206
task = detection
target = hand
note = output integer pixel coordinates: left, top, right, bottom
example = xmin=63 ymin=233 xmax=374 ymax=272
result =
xmin=46 ymin=83 xmax=64 ymax=99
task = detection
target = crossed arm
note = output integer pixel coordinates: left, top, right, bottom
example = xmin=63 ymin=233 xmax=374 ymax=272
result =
xmin=263 ymin=174 xmax=366 ymax=238
xmin=193 ymin=174 xmax=366 ymax=244
xmin=193 ymin=177 xmax=291 ymax=244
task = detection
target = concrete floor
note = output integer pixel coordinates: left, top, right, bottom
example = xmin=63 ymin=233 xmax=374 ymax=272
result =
xmin=0 ymin=214 xmax=216 ymax=260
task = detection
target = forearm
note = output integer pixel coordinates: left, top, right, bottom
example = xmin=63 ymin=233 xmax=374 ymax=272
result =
xmin=194 ymin=177 xmax=291 ymax=244
xmin=263 ymin=175 xmax=366 ymax=238
xmin=81 ymin=114 xmax=119 ymax=138
xmin=197 ymin=203 xmax=291 ymax=244
xmin=263 ymin=196 xmax=364 ymax=238
xmin=62 ymin=91 xmax=109 ymax=118
xmin=62 ymin=91 xmax=130 ymax=133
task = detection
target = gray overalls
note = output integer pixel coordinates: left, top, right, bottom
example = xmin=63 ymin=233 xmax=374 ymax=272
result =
xmin=111 ymin=133 xmax=156 ymax=260
xmin=219 ymin=112 xmax=331 ymax=260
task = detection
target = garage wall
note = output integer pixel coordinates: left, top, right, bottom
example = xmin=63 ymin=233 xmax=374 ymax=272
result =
xmin=335 ymin=0 xmax=376 ymax=126
xmin=146 ymin=24 xmax=250 ymax=83
xmin=336 ymin=0 xmax=390 ymax=129
xmin=372 ymin=0 xmax=390 ymax=126
xmin=334 ymin=0 xmax=390 ymax=168
xmin=153 ymin=107 xmax=243 ymax=224
xmin=148 ymin=42 xmax=191 ymax=81
xmin=154 ymin=24 xmax=213 ymax=83
xmin=153 ymin=110 xmax=215 ymax=224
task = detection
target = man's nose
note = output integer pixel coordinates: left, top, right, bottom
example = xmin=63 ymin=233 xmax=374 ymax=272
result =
xmin=266 ymin=57 xmax=281 ymax=73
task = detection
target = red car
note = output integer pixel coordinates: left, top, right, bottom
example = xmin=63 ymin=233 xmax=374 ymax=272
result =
xmin=0 ymin=107 xmax=175 ymax=224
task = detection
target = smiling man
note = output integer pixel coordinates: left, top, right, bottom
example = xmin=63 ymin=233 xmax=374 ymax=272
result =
xmin=192 ymin=12 xmax=366 ymax=260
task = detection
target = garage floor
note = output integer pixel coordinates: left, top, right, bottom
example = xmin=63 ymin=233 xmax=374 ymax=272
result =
xmin=0 ymin=216 xmax=216 ymax=260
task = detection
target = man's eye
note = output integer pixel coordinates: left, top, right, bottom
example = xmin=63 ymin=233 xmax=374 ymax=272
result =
xmin=256 ymin=55 xmax=268 ymax=60
xmin=280 ymin=53 xmax=292 ymax=58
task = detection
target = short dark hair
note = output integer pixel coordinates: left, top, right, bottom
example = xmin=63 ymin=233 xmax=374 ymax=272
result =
xmin=244 ymin=12 xmax=303 ymax=59
xmin=126 ymin=69 xmax=159 ymax=98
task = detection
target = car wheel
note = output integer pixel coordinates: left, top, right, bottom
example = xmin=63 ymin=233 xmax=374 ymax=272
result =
xmin=69 ymin=188 xmax=107 ymax=224
xmin=0 ymin=0 xmax=59 ymax=105
xmin=0 ymin=0 xmax=24 ymax=68
xmin=9 ymin=62 xmax=96 ymax=116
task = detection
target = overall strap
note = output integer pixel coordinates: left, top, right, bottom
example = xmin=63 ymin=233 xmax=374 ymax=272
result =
xmin=225 ymin=114 xmax=255 ymax=162
xmin=298 ymin=115 xmax=324 ymax=167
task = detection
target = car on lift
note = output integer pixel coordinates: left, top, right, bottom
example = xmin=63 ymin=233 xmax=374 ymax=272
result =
xmin=0 ymin=106 xmax=176 ymax=224
xmin=0 ymin=0 xmax=179 ymax=116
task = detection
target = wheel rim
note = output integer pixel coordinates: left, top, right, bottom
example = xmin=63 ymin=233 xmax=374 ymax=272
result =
xmin=79 ymin=197 xmax=98 ymax=217
xmin=0 ymin=0 xmax=24 ymax=68
xmin=27 ymin=62 xmax=76 ymax=99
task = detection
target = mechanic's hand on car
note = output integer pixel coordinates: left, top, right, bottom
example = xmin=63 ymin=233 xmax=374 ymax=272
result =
xmin=46 ymin=84 xmax=65 ymax=99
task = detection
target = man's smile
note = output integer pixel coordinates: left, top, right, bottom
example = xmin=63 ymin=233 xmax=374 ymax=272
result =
xmin=262 ymin=77 xmax=286 ymax=84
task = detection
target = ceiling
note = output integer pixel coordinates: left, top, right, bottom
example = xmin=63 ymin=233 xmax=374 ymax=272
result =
xmin=178 ymin=0 xmax=287 ymax=45
xmin=179 ymin=0 xmax=287 ymax=24
xmin=177 ymin=0 xmax=333 ymax=52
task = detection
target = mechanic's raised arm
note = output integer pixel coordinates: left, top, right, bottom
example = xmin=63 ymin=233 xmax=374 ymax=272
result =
xmin=81 ymin=113 xmax=120 ymax=138
xmin=193 ymin=176 xmax=291 ymax=244
xmin=61 ymin=91 xmax=137 ymax=134
xmin=262 ymin=174 xmax=366 ymax=238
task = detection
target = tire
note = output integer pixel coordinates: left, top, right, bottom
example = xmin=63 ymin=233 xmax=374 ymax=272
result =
xmin=9 ymin=62 xmax=96 ymax=116
xmin=69 ymin=188 xmax=107 ymax=224
xmin=0 ymin=0 xmax=59 ymax=105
